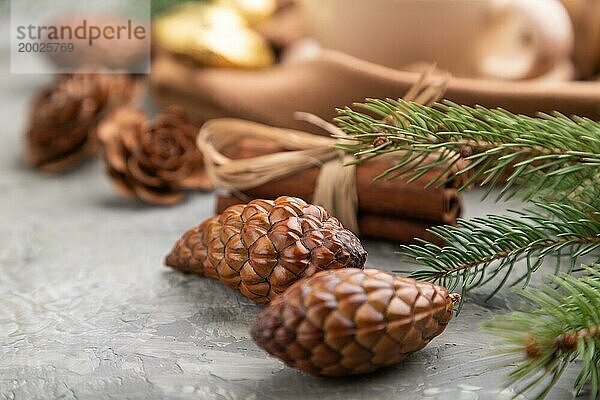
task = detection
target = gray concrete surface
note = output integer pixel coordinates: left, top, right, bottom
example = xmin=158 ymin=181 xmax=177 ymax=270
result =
xmin=0 ymin=60 xmax=582 ymax=399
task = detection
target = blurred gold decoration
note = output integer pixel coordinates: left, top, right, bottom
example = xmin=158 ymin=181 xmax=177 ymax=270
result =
xmin=98 ymin=106 xmax=211 ymax=206
xmin=161 ymin=2 xmax=247 ymax=28
xmin=26 ymin=74 xmax=139 ymax=173
xmin=216 ymin=0 xmax=277 ymax=25
xmin=153 ymin=3 xmax=275 ymax=68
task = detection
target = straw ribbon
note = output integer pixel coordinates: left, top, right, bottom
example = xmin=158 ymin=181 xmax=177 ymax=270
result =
xmin=197 ymin=118 xmax=362 ymax=231
xmin=313 ymin=155 xmax=359 ymax=233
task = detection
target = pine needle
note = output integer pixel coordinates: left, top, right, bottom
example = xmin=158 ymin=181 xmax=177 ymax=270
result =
xmin=398 ymin=201 xmax=600 ymax=295
xmin=334 ymin=97 xmax=600 ymax=398
xmin=483 ymin=265 xmax=600 ymax=399
xmin=335 ymin=100 xmax=600 ymax=204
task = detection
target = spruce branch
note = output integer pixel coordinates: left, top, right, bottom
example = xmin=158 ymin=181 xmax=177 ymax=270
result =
xmin=399 ymin=201 xmax=600 ymax=297
xmin=333 ymin=97 xmax=600 ymax=397
xmin=483 ymin=265 xmax=600 ymax=399
xmin=335 ymin=99 xmax=600 ymax=202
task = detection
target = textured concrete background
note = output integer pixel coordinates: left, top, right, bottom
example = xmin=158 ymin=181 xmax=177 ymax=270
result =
xmin=0 ymin=59 xmax=582 ymax=399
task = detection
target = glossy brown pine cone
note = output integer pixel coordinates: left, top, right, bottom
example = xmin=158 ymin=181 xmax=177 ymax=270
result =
xmin=98 ymin=106 xmax=210 ymax=206
xmin=26 ymin=74 xmax=138 ymax=173
xmin=251 ymin=268 xmax=459 ymax=376
xmin=165 ymin=196 xmax=367 ymax=303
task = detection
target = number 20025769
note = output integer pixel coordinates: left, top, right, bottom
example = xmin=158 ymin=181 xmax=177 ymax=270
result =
xmin=18 ymin=42 xmax=74 ymax=52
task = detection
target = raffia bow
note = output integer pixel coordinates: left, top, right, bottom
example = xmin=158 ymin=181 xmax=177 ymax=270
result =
xmin=197 ymin=67 xmax=449 ymax=233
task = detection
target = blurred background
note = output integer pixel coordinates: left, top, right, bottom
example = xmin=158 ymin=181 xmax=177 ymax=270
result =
xmin=1 ymin=0 xmax=599 ymax=125
xmin=0 ymin=1 xmax=599 ymax=399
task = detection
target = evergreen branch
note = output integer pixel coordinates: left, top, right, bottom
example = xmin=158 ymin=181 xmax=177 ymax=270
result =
xmin=335 ymin=97 xmax=600 ymax=397
xmin=483 ymin=265 xmax=600 ymax=399
xmin=335 ymin=99 xmax=600 ymax=202
xmin=526 ymin=168 xmax=600 ymax=211
xmin=399 ymin=202 xmax=600 ymax=296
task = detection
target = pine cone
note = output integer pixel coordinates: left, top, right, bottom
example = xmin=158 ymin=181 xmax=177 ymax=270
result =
xmin=98 ymin=106 xmax=210 ymax=206
xmin=165 ymin=196 xmax=367 ymax=303
xmin=26 ymin=74 xmax=138 ymax=173
xmin=251 ymin=268 xmax=459 ymax=376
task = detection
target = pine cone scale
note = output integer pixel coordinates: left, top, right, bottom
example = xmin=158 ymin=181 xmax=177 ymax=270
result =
xmin=166 ymin=197 xmax=367 ymax=303
xmin=134 ymin=183 xmax=184 ymax=206
xmin=251 ymin=268 xmax=458 ymax=376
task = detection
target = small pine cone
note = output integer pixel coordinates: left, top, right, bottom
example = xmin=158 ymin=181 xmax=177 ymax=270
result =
xmin=26 ymin=74 xmax=138 ymax=173
xmin=251 ymin=268 xmax=459 ymax=376
xmin=98 ymin=106 xmax=210 ymax=206
xmin=165 ymin=196 xmax=367 ymax=303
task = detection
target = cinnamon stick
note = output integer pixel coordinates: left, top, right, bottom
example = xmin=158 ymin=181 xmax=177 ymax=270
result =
xmin=223 ymin=138 xmax=462 ymax=224
xmin=216 ymin=194 xmax=445 ymax=245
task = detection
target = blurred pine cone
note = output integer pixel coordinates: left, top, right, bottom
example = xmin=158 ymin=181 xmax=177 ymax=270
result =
xmin=26 ymin=74 xmax=138 ymax=173
xmin=252 ymin=268 xmax=459 ymax=376
xmin=98 ymin=106 xmax=210 ymax=206
xmin=165 ymin=196 xmax=367 ymax=303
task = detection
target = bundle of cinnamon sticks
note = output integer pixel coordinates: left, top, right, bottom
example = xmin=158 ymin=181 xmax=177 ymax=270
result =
xmin=219 ymin=139 xmax=462 ymax=245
